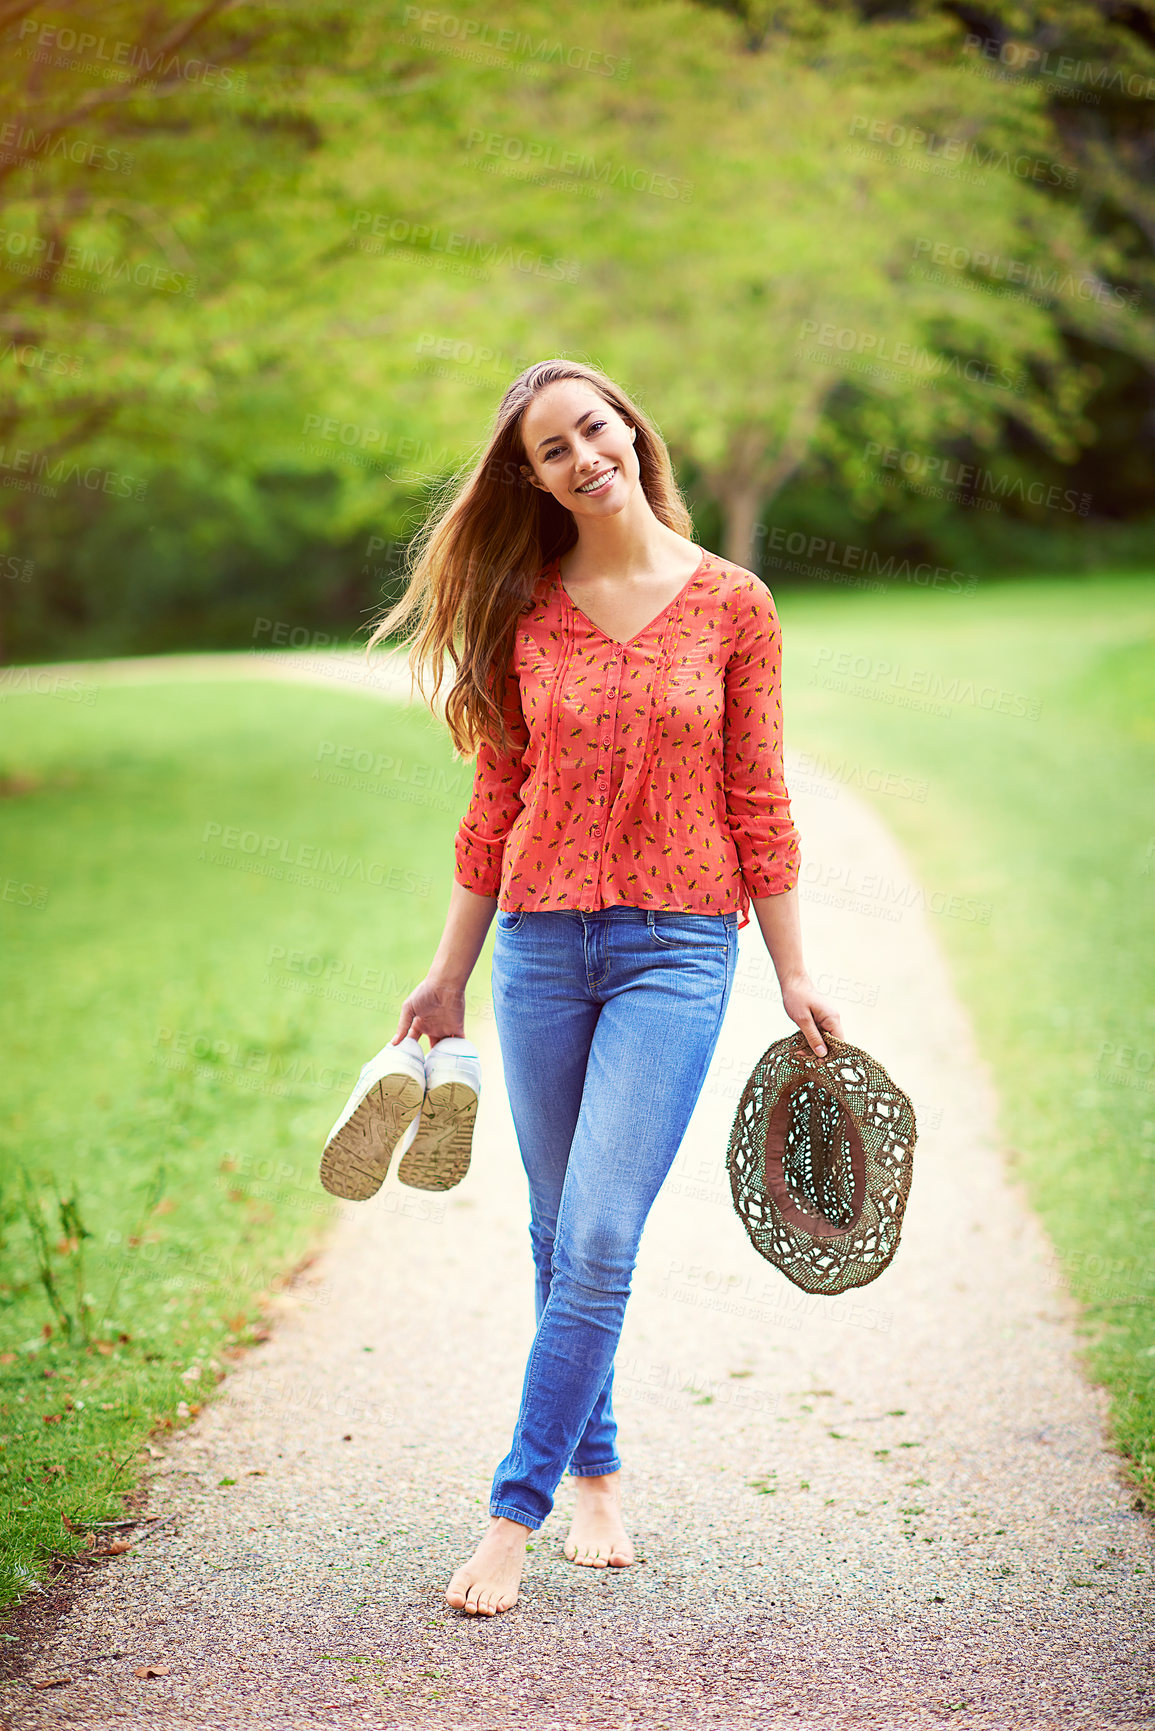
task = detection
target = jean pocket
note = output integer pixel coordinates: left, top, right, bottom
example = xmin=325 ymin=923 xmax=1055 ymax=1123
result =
xmin=495 ymin=909 xmax=525 ymax=934
xmin=649 ymin=913 xmax=731 ymax=950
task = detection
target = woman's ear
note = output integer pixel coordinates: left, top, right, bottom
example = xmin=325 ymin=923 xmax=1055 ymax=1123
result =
xmin=519 ymin=463 xmax=546 ymax=491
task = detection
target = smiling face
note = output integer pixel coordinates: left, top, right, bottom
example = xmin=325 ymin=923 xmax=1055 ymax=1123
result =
xmin=518 ymin=379 xmax=639 ymax=518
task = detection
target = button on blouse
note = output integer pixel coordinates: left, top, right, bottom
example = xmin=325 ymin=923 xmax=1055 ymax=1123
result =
xmin=453 ymin=546 xmax=801 ymax=928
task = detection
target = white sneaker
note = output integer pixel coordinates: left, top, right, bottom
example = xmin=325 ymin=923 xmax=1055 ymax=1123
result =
xmin=319 ymin=1037 xmax=426 ymax=1201
xmin=396 ymin=1036 xmax=481 ymax=1193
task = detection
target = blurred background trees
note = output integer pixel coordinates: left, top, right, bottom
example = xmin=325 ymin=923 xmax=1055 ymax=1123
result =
xmin=1 ymin=0 xmax=1152 ymax=661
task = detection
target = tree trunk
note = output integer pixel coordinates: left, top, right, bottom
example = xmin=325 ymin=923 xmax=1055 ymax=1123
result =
xmin=718 ymin=477 xmax=765 ymax=571
xmin=711 ymin=383 xmax=838 ymax=574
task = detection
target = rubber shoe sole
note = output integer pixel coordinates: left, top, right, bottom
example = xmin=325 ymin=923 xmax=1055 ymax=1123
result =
xmin=320 ymin=1070 xmax=424 ymax=1201
xmin=396 ymin=1080 xmax=478 ymax=1192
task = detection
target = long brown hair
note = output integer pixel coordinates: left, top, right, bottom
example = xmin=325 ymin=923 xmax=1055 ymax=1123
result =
xmin=365 ymin=358 xmax=694 ymax=757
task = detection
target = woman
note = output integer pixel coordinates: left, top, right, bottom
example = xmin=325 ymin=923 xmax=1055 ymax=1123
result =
xmin=371 ymin=358 xmax=841 ymax=1617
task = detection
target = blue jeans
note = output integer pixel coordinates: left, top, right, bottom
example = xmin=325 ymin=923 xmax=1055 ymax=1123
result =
xmin=488 ymin=905 xmax=739 ymax=1529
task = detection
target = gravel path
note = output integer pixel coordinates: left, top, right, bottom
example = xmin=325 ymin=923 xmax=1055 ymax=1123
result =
xmin=1 ymin=648 xmax=418 ymax=702
xmin=3 ymin=657 xmax=1152 ymax=1729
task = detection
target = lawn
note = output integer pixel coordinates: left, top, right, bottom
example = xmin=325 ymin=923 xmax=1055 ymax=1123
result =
xmin=0 ymin=677 xmax=467 ymax=1612
xmin=0 ymin=570 xmax=1151 ymax=1615
xmin=778 ymin=571 xmax=1155 ymax=1503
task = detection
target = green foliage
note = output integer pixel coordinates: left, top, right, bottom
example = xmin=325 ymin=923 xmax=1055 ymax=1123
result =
xmin=1 ymin=0 xmax=1153 ymax=649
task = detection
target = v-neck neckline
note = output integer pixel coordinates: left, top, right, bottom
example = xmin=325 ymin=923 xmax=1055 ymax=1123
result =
xmin=552 ymin=546 xmax=708 ymax=648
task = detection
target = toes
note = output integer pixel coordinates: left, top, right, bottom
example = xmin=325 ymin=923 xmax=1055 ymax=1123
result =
xmin=566 ymin=1534 xmax=633 ymax=1569
xmin=566 ymin=1525 xmax=632 ymax=1569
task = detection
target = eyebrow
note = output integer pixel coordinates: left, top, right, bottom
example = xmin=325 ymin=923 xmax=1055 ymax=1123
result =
xmin=534 ymin=408 xmax=602 ymax=453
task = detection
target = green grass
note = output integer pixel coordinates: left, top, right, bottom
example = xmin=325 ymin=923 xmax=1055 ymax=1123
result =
xmin=777 ymin=571 xmax=1155 ymax=1502
xmin=0 ymin=572 xmax=1151 ymax=1613
xmin=0 ymin=678 xmax=467 ymax=1611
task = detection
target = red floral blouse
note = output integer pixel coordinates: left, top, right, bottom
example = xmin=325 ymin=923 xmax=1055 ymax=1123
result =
xmin=453 ymin=545 xmax=801 ymax=928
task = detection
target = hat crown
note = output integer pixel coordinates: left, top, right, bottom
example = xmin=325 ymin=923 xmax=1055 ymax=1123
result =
xmin=783 ymin=1080 xmax=858 ymax=1229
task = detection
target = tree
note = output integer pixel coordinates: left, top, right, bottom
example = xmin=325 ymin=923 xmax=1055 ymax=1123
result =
xmin=3 ymin=0 xmax=1154 ymax=658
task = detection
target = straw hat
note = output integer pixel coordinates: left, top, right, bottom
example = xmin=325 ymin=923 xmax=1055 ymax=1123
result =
xmin=726 ymin=1030 xmax=917 ymax=1294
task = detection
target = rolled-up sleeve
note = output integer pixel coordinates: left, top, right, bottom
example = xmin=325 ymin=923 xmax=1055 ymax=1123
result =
xmin=453 ymin=667 xmax=529 ymax=897
xmin=722 ymin=576 xmax=801 ymax=898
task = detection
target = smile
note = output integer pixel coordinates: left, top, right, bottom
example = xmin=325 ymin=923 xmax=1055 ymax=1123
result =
xmin=574 ymin=467 xmax=616 ymax=495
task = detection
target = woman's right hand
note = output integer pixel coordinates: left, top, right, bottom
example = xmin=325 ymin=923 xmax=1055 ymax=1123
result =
xmin=392 ymin=975 xmax=467 ymax=1046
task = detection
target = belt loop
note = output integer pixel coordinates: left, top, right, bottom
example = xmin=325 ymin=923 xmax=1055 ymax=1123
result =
xmin=646 ymin=910 xmax=656 ymax=931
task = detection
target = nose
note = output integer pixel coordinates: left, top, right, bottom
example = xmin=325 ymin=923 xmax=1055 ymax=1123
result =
xmin=572 ymin=433 xmax=602 ymax=471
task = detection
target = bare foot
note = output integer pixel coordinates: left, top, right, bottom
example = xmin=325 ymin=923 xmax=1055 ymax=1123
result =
xmin=564 ymin=1471 xmax=635 ymax=1568
xmin=445 ymin=1516 xmax=530 ymax=1616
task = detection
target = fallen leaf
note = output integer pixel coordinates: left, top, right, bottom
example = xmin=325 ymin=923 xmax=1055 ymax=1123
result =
xmin=32 ymin=1675 xmax=72 ymax=1689
xmin=134 ymin=1663 xmax=170 ymax=1679
xmin=101 ymin=1540 xmax=133 ymax=1556
xmin=154 ymin=1197 xmax=177 ymax=1215
xmin=43 ymin=1413 xmax=63 ymax=1425
xmin=0 ymin=1352 xmax=15 ymax=1365
xmin=92 ymin=1341 xmax=115 ymax=1356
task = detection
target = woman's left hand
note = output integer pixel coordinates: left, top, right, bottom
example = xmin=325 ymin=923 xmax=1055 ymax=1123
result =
xmin=780 ymin=975 xmax=843 ymax=1058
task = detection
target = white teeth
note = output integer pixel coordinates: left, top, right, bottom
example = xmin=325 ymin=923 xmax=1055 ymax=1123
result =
xmin=576 ymin=468 xmax=615 ymax=494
